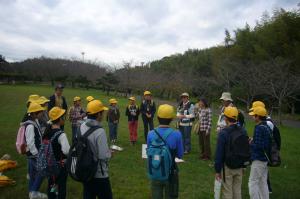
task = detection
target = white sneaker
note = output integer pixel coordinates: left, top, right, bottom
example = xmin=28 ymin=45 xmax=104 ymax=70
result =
xmin=30 ymin=191 xmax=48 ymax=199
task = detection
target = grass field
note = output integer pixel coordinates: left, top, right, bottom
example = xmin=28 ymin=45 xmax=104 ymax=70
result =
xmin=0 ymin=84 xmax=299 ymax=199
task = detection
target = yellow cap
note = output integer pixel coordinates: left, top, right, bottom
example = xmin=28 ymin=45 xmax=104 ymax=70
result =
xmin=87 ymin=100 xmax=108 ymax=115
xmin=157 ymin=104 xmax=175 ymax=119
xmin=86 ymin=96 xmax=95 ymax=102
xmin=27 ymin=94 xmax=40 ymax=103
xmin=249 ymin=106 xmax=267 ymax=117
xmin=144 ymin=91 xmax=151 ymax=96
xmin=249 ymin=101 xmax=265 ymax=111
xmin=109 ymin=98 xmax=118 ymax=104
xmin=49 ymin=107 xmax=66 ymax=121
xmin=73 ymin=96 xmax=81 ymax=102
xmin=27 ymin=102 xmax=46 ymax=113
xmin=224 ymin=106 xmax=238 ymax=120
xmin=36 ymin=96 xmax=50 ymax=105
xmin=128 ymin=96 xmax=136 ymax=101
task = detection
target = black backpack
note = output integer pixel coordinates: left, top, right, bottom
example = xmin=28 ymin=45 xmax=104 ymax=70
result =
xmin=67 ymin=126 xmax=101 ymax=182
xmin=225 ymin=126 xmax=251 ymax=169
xmin=266 ymin=119 xmax=281 ymax=150
xmin=263 ymin=123 xmax=281 ymax=167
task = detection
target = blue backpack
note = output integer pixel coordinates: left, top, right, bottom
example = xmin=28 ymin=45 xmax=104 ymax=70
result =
xmin=37 ymin=131 xmax=62 ymax=177
xmin=147 ymin=128 xmax=173 ymax=181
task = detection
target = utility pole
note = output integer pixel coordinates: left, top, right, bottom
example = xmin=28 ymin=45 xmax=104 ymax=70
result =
xmin=81 ymin=52 xmax=85 ymax=62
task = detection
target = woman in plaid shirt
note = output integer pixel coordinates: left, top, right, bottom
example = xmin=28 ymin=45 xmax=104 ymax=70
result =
xmin=68 ymin=96 xmax=86 ymax=141
xmin=196 ymin=98 xmax=212 ymax=160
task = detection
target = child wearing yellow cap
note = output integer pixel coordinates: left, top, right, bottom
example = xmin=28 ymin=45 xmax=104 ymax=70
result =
xmin=125 ymin=97 xmax=140 ymax=145
xmin=107 ymin=99 xmax=120 ymax=144
xmin=44 ymin=107 xmax=70 ymax=199
xmin=24 ymin=102 xmax=47 ymax=199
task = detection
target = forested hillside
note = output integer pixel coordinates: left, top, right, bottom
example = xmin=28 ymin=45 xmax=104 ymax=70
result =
xmin=1 ymin=8 xmax=300 ymax=117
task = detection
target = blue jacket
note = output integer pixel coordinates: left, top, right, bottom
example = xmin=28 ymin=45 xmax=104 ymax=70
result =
xmin=147 ymin=127 xmax=183 ymax=159
xmin=214 ymin=124 xmax=247 ymax=173
xmin=250 ymin=122 xmax=271 ymax=162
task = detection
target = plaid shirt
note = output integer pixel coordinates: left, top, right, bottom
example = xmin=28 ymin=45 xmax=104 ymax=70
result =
xmin=250 ymin=122 xmax=271 ymax=162
xmin=68 ymin=106 xmax=86 ymax=126
xmin=198 ymin=108 xmax=212 ymax=132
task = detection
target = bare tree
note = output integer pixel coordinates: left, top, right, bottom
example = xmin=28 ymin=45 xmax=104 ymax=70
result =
xmin=261 ymin=59 xmax=300 ymax=124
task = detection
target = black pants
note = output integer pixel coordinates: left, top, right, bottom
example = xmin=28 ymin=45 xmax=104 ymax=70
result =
xmin=267 ymin=172 xmax=272 ymax=192
xmin=142 ymin=116 xmax=154 ymax=142
xmin=83 ymin=178 xmax=113 ymax=199
xmin=47 ymin=165 xmax=68 ymax=199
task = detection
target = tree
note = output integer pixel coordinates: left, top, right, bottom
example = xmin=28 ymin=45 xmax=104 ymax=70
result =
xmin=261 ymin=59 xmax=300 ymax=124
xmin=100 ymin=72 xmax=119 ymax=96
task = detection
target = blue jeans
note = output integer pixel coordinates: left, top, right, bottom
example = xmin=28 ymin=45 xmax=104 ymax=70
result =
xmin=108 ymin=122 xmax=118 ymax=141
xmin=179 ymin=126 xmax=192 ymax=152
xmin=28 ymin=158 xmax=44 ymax=192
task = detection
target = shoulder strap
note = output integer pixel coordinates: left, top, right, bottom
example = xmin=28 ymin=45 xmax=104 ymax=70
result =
xmin=153 ymin=128 xmax=173 ymax=145
xmin=50 ymin=131 xmax=63 ymax=142
xmin=81 ymin=126 xmax=101 ymax=139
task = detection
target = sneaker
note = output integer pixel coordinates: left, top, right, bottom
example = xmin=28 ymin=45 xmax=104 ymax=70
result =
xmin=30 ymin=191 xmax=48 ymax=199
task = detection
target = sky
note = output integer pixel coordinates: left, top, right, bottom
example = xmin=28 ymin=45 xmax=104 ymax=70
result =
xmin=0 ymin=0 xmax=298 ymax=65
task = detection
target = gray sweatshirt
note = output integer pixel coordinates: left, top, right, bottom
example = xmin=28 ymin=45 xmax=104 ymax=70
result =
xmin=80 ymin=119 xmax=111 ymax=178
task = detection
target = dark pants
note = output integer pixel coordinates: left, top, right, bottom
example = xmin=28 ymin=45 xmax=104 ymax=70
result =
xmin=267 ymin=172 xmax=272 ymax=192
xmin=151 ymin=170 xmax=179 ymax=199
xmin=108 ymin=122 xmax=118 ymax=141
xmin=179 ymin=126 xmax=192 ymax=152
xmin=28 ymin=158 xmax=44 ymax=192
xmin=198 ymin=131 xmax=211 ymax=159
xmin=83 ymin=178 xmax=113 ymax=199
xmin=142 ymin=116 xmax=154 ymax=142
xmin=47 ymin=165 xmax=68 ymax=199
xmin=71 ymin=124 xmax=78 ymax=141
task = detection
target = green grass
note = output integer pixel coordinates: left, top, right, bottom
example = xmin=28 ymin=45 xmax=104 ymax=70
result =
xmin=0 ymin=84 xmax=299 ymax=199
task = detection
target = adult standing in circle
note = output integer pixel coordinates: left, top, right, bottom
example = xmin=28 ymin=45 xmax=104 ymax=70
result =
xmin=196 ymin=98 xmax=212 ymax=160
xmin=216 ymin=92 xmax=233 ymax=133
xmin=48 ymin=84 xmax=68 ymax=130
xmin=140 ymin=91 xmax=156 ymax=142
xmin=176 ymin=92 xmax=195 ymax=154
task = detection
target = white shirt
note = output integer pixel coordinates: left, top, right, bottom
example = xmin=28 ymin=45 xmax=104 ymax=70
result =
xmin=25 ymin=120 xmax=42 ymax=156
xmin=58 ymin=133 xmax=70 ymax=155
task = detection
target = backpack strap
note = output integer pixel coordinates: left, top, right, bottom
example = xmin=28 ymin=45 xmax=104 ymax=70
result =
xmin=258 ymin=124 xmax=273 ymax=164
xmin=153 ymin=128 xmax=173 ymax=145
xmin=50 ymin=131 xmax=63 ymax=142
xmin=80 ymin=126 xmax=101 ymax=139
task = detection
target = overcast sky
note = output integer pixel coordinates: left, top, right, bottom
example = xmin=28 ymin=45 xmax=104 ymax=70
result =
xmin=0 ymin=0 xmax=298 ymax=64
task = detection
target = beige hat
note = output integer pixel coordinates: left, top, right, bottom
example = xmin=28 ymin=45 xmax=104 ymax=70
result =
xmin=220 ymin=92 xmax=233 ymax=101
xmin=181 ymin=92 xmax=189 ymax=98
